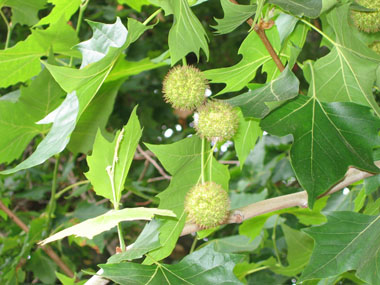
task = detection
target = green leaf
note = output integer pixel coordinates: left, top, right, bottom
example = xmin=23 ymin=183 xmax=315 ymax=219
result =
xmin=26 ymin=249 xmax=57 ymax=284
xmin=261 ymin=62 xmax=380 ymax=207
xmin=168 ymin=0 xmax=209 ymax=65
xmin=233 ymin=109 xmax=261 ymax=168
xmin=118 ymin=0 xmax=150 ymax=12
xmin=202 ymin=235 xmax=261 ymax=254
xmin=37 ymin=0 xmax=81 ymax=26
xmin=76 ymin=17 xmax=127 ymax=68
xmin=204 ymin=27 xmax=281 ymax=95
xmin=0 ymin=0 xmax=46 ymax=26
xmin=271 ymin=224 xmax=313 ymax=276
xmin=301 ymin=212 xmax=380 ymax=284
xmin=268 ymin=0 xmax=322 ymax=18
xmin=1 ymin=92 xmax=79 ymax=175
xmin=105 ymin=57 xmax=167 ymax=83
xmin=67 ymin=80 xmax=123 ymax=154
xmin=100 ymin=245 xmax=243 ymax=284
xmin=212 ymin=0 xmax=256 ymax=35
xmin=227 ymin=66 xmax=299 ymax=118
xmin=0 ymin=68 xmax=64 ymax=164
xmin=1 ymin=18 xmax=132 ymax=174
xmin=364 ymin=174 xmax=380 ymax=195
xmin=310 ymin=5 xmax=380 ymax=117
xmin=85 ymin=107 xmax=142 ymax=202
xmin=0 ymin=19 xmax=79 ymax=88
xmin=143 ymin=136 xmax=229 ymax=263
xmin=107 ymin=219 xmax=162 ymax=263
xmin=39 ymin=207 xmax=176 ymax=245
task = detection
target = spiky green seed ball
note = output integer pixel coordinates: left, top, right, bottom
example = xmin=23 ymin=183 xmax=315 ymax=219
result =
xmin=162 ymin=65 xmax=208 ymax=111
xmin=184 ymin=182 xmax=230 ymax=229
xmin=370 ymin=41 xmax=380 ymax=54
xmin=351 ymin=0 xmax=380 ymax=33
xmin=195 ymin=100 xmax=239 ymax=142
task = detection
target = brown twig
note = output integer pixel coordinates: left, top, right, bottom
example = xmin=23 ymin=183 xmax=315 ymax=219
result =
xmin=0 ymin=201 xmax=75 ymax=278
xmin=229 ymin=0 xmax=285 ymax=72
xmin=180 ymin=162 xmax=380 ymax=236
xmin=137 ymin=145 xmax=171 ymax=180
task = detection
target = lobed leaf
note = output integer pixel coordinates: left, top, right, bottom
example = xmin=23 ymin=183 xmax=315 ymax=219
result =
xmin=85 ymin=107 xmax=142 ymax=202
xmin=37 ymin=0 xmax=81 ymax=26
xmin=301 ymin=212 xmax=380 ymax=284
xmin=100 ymin=245 xmax=244 ymax=284
xmin=261 ymin=62 xmax=380 ymax=207
xmin=212 ymin=0 xmax=256 ymax=35
xmin=168 ymin=0 xmax=209 ymax=65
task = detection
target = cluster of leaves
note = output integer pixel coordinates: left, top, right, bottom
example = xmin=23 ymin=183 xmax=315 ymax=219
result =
xmin=0 ymin=0 xmax=380 ymax=284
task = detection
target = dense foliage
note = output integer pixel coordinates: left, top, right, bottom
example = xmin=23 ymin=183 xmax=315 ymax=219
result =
xmin=0 ymin=0 xmax=380 ymax=284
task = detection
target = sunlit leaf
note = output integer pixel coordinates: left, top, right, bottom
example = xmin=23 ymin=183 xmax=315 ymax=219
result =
xmin=0 ymin=19 xmax=79 ymax=88
xmin=85 ymin=107 xmax=142 ymax=202
xmin=0 ymin=0 xmax=46 ymax=26
xmin=39 ymin=208 xmax=176 ymax=245
xmin=0 ymin=68 xmax=64 ymax=164
xmin=37 ymin=0 xmax=81 ymax=26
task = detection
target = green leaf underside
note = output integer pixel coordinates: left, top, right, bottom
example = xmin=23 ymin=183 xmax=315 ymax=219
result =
xmin=85 ymin=106 xmax=142 ymax=202
xmin=168 ymin=0 xmax=209 ymax=65
xmin=100 ymin=245 xmax=243 ymax=285
xmin=268 ymin=0 xmax=322 ymax=18
xmin=301 ymin=212 xmax=380 ymax=284
xmin=0 ymin=68 xmax=64 ymax=164
xmin=1 ymin=0 xmax=46 ymax=26
xmin=0 ymin=19 xmax=79 ymax=88
xmin=37 ymin=0 xmax=81 ymax=26
xmin=212 ymin=0 xmax=256 ymax=35
xmin=233 ymin=109 xmax=262 ymax=168
xmin=261 ymin=94 xmax=380 ymax=207
xmin=310 ymin=5 xmax=380 ymax=117
xmin=39 ymin=208 xmax=176 ymax=245
xmin=227 ymin=66 xmax=299 ymax=118
xmin=143 ymin=136 xmax=229 ymax=263
xmin=108 ymin=220 xmax=162 ymax=263
xmin=271 ymin=224 xmax=314 ymax=276
xmin=1 ymin=92 xmax=79 ymax=175
xmin=76 ymin=18 xmax=127 ymax=68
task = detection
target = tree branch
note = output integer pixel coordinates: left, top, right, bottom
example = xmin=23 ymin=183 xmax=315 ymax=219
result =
xmin=229 ymin=0 xmax=285 ymax=72
xmin=137 ymin=145 xmax=171 ymax=180
xmin=0 ymin=201 xmax=75 ymax=278
xmin=180 ymin=162 xmax=380 ymax=236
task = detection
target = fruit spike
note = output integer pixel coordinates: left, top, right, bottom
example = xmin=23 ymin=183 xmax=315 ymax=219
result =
xmin=351 ymin=0 xmax=380 ymax=33
xmin=162 ymin=65 xmax=208 ymax=111
xmin=195 ymin=100 xmax=239 ymax=142
xmin=184 ymin=181 xmax=230 ymax=229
